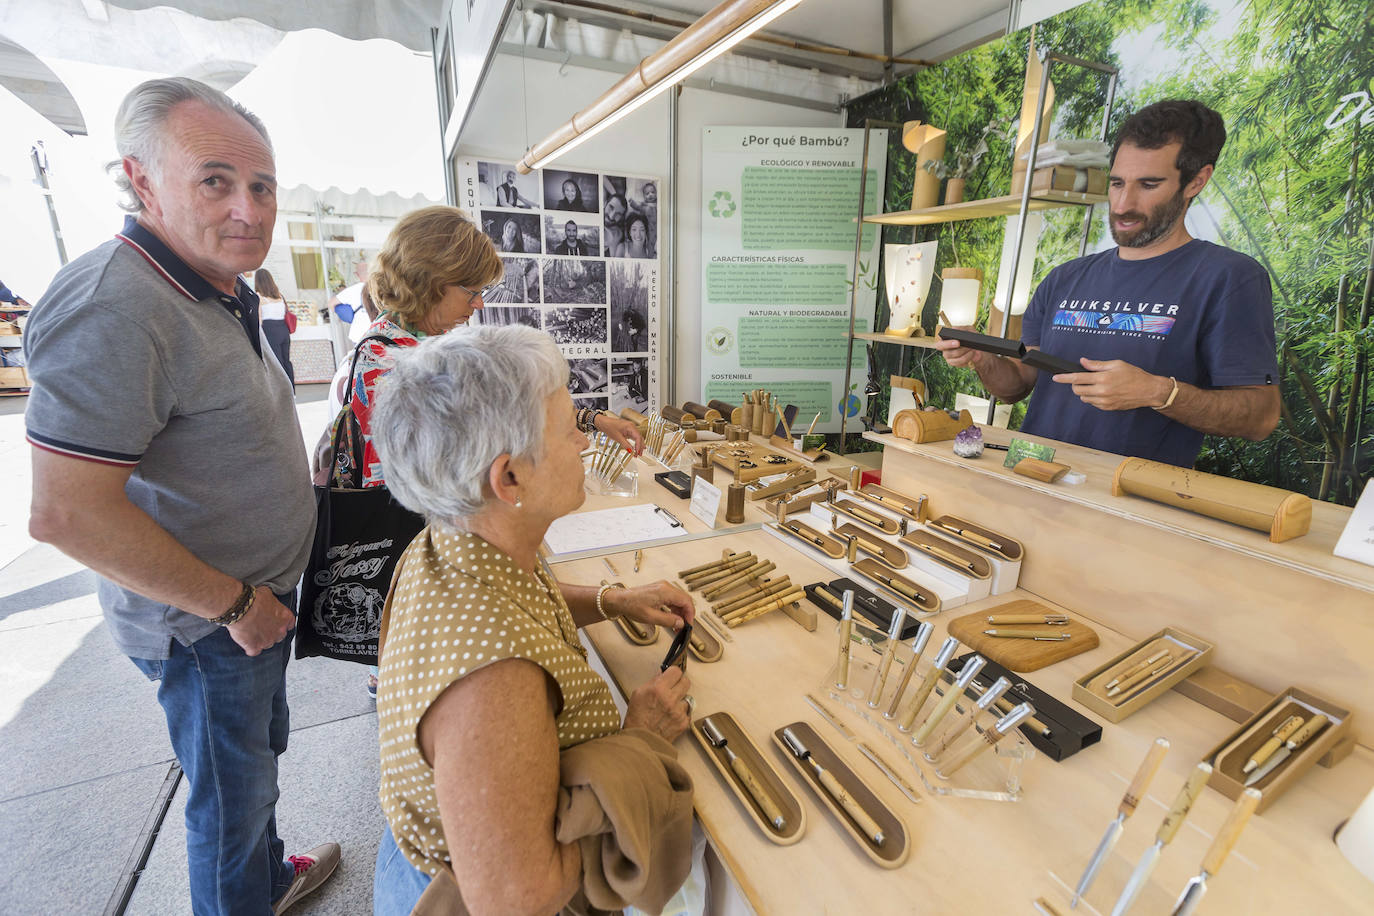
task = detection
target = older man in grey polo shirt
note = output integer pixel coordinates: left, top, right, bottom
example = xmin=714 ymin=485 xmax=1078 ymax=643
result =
xmin=25 ymin=78 xmax=338 ymax=915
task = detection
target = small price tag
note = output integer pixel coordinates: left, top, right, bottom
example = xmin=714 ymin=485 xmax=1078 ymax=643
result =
xmin=1334 ymin=479 xmax=1374 ymax=568
xmin=1003 ymin=437 xmax=1056 ymax=469
xmin=689 ymin=476 xmax=723 ymax=529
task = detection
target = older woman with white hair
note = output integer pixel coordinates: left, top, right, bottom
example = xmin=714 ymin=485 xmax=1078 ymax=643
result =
xmin=369 ymin=324 xmax=696 ymax=915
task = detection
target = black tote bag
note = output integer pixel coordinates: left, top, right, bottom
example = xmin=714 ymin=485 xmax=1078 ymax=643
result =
xmin=296 ymin=335 xmax=425 ymax=664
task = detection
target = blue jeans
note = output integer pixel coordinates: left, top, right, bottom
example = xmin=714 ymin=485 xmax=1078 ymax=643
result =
xmin=373 ymin=824 xmax=431 ymax=916
xmin=132 ymin=593 xmax=297 ymax=916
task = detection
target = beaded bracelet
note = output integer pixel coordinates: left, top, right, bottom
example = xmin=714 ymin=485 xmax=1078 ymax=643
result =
xmin=596 ymin=582 xmax=626 ymax=620
xmin=577 ymin=407 xmax=604 ymax=433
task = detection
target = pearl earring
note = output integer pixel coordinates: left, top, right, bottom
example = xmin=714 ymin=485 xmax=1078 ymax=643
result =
xmin=515 ymin=499 xmax=523 ymax=508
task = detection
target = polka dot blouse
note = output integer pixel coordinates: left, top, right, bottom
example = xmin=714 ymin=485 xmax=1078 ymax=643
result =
xmin=376 ymin=527 xmax=621 ymax=877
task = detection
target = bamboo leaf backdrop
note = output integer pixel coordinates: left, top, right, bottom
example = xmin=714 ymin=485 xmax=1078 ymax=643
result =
xmin=847 ymin=0 xmax=1372 ymax=503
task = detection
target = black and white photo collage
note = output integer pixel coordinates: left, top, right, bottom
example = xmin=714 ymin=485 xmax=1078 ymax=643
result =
xmin=461 ymin=160 xmax=660 ymax=417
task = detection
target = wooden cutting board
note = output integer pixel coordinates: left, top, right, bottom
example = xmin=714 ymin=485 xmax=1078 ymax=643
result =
xmin=946 ymin=599 xmax=1098 ymax=672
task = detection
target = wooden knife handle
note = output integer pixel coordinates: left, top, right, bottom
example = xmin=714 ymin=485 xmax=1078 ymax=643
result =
xmin=1158 ymin=762 xmax=1213 ymax=845
xmin=1201 ymin=787 xmax=1261 ymax=876
xmin=1121 ymin=738 xmax=1170 ymax=816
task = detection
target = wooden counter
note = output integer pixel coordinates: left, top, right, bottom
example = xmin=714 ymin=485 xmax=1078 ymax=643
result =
xmin=553 ymin=529 xmax=1374 ymax=914
xmin=866 ymin=428 xmax=1374 ymax=746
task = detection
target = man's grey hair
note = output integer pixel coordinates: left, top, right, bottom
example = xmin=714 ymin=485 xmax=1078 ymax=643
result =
xmin=371 ymin=325 xmax=570 ymax=527
xmin=109 ymin=77 xmax=273 ymax=213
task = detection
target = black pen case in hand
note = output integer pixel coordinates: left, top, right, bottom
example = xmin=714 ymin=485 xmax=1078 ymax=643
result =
xmin=938 ymin=326 xmax=1025 ymax=359
xmin=949 ymin=654 xmax=1102 ymax=761
xmin=804 ymin=579 xmax=923 ymax=640
xmin=1021 ymin=348 xmax=1085 ymax=375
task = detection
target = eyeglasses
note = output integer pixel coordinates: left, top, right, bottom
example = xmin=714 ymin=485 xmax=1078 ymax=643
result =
xmin=453 ymin=282 xmax=499 ymax=306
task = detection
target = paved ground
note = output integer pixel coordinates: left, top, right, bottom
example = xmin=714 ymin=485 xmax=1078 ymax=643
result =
xmin=0 ymin=385 xmax=386 ymax=915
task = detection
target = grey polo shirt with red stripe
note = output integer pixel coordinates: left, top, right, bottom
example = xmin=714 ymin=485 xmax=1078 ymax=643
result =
xmin=23 ymin=217 xmax=315 ymax=659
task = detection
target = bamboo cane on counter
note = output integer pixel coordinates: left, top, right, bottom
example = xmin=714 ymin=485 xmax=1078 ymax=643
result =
xmin=682 ymin=553 xmax=758 ymax=589
xmin=712 ymin=576 xmax=792 ymax=613
xmin=723 ymin=588 xmax=806 ymax=627
xmin=702 ymin=560 xmax=776 ymax=600
xmin=677 ymin=551 xmax=747 ymax=579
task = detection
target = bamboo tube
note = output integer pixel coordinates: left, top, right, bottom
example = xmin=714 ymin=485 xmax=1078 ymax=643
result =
xmin=724 ymin=588 xmax=806 ymax=626
xmin=1111 ymin=457 xmax=1312 ymax=542
xmin=678 ymin=552 xmax=746 ymax=578
xmin=703 ymin=560 xmax=775 ymax=599
xmin=720 ymin=585 xmax=805 ymax=621
xmin=712 ymin=576 xmax=791 ymax=613
xmin=708 ymin=399 xmax=738 ymax=418
xmin=682 ymin=552 xmax=757 ymax=587
xmin=683 ymin=401 xmax=720 ymax=421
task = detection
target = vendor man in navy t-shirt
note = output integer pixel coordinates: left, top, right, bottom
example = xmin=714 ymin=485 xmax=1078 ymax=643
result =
xmin=937 ymin=99 xmax=1280 ymax=467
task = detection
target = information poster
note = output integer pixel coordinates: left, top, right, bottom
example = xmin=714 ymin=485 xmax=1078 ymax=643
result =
xmin=456 ymin=159 xmax=662 ymax=418
xmin=700 ymin=127 xmax=886 ymax=432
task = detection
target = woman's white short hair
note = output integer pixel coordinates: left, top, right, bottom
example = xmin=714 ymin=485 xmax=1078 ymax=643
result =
xmin=370 ymin=324 xmax=569 ymax=526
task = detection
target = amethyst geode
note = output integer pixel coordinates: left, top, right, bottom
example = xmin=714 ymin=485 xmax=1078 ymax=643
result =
xmin=953 ymin=425 xmax=984 ymax=458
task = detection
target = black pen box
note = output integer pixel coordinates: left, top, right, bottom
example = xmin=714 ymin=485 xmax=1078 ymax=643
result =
xmin=950 ymin=654 xmax=1102 ymax=761
xmin=937 ymin=327 xmax=1025 ymax=359
xmin=654 ymin=469 xmax=692 ymax=499
xmin=804 ymin=578 xmax=923 ymax=640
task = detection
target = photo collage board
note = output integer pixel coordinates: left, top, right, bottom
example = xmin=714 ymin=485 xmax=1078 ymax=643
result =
xmin=456 ymin=159 xmax=662 ymax=419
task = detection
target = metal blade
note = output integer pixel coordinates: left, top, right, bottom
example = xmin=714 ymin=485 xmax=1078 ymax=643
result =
xmin=1111 ymin=841 xmax=1162 ymax=916
xmin=1072 ymin=815 xmax=1124 ymax=907
xmin=1244 ymin=745 xmax=1291 ymax=786
xmin=1170 ymin=874 xmax=1207 ymax=916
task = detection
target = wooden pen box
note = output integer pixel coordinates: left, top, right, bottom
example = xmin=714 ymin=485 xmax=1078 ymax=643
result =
xmin=1204 ymin=687 xmax=1353 ymax=814
xmin=1072 ymin=627 xmax=1214 ymax=723
xmin=692 ymin=712 xmax=805 ymax=844
xmin=924 ymin=514 xmax=1023 ymax=595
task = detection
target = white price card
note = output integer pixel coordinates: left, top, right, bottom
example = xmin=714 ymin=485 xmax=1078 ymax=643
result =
xmin=1334 ymin=479 xmax=1374 ymax=568
xmin=689 ymin=476 xmax=724 ymax=529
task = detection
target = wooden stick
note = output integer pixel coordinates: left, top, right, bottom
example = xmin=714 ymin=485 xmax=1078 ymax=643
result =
xmin=806 ymin=411 xmax=821 ymax=436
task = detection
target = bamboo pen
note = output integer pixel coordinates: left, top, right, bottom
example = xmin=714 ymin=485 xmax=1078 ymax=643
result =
xmin=983 ymin=628 xmax=1071 ymax=641
xmin=867 ymin=608 xmax=909 ymax=708
xmin=883 ymin=621 xmax=935 ymax=719
xmin=701 ymin=718 xmax=787 ymax=830
xmin=835 ymin=592 xmax=854 ymax=688
xmin=1104 ymin=649 xmax=1171 ymax=690
xmin=986 ymin=614 xmax=1068 ymax=626
xmin=806 ymin=411 xmax=821 ymax=436
xmin=1107 ymin=656 xmax=1175 ymax=698
xmin=864 ymin=567 xmax=926 ymax=605
xmin=897 ymin=637 xmax=960 ymax=732
xmin=1243 ymin=714 xmax=1305 ymax=774
xmin=932 ymin=520 xmax=1004 ymax=552
xmin=781 ymin=728 xmax=885 ymax=847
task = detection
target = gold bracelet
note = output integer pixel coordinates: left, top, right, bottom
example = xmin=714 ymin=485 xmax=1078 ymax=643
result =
xmin=596 ymin=581 xmax=626 ymax=620
xmin=1154 ymin=376 xmax=1180 ymax=411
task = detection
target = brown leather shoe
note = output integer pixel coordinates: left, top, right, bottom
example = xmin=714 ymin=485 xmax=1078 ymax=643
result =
xmin=273 ymin=842 xmax=341 ymax=914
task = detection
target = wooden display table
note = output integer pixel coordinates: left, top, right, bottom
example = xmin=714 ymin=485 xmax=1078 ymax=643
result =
xmin=552 ymin=531 xmax=1374 ymax=914
xmin=865 ymin=428 xmax=1374 ymax=743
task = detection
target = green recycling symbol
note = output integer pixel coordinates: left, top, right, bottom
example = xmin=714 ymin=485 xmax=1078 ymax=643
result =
xmin=709 ymin=190 xmax=736 ymax=218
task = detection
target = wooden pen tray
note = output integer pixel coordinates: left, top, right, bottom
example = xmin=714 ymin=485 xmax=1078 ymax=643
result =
xmin=693 ymin=713 xmax=805 ymax=844
xmin=854 ymin=483 xmax=928 ymax=523
xmin=744 ymin=466 xmax=816 ymax=500
xmin=763 ymin=480 xmax=843 ymax=518
xmin=1205 ymin=687 xmax=1353 ymax=814
xmin=898 ymin=529 xmax=990 ymax=579
xmin=850 ymin=557 xmax=940 ymax=615
xmin=711 ymin=442 xmax=804 ymax=483
xmin=925 ymin=515 xmax=1023 ymax=562
xmin=826 ymin=497 xmax=903 ymax=535
xmin=613 ymin=616 xmax=658 ymax=646
xmin=946 ymin=601 xmax=1097 ymax=672
xmin=831 ymin=523 xmax=909 ymax=569
xmin=772 ymin=519 xmax=846 ymax=559
xmin=1072 ymin=627 xmax=1214 ymax=723
xmin=687 ymin=622 xmax=723 ymax=663
xmin=772 ymin=722 xmax=910 ymax=867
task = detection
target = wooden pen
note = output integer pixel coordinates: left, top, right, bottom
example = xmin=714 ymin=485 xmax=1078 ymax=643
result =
xmin=1104 ymin=648 xmax=1171 ymax=690
xmin=986 ymin=614 xmax=1069 ymax=626
xmin=983 ymin=628 xmax=1071 ymax=641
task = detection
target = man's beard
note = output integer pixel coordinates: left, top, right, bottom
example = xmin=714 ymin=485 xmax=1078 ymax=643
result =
xmin=1111 ymin=187 xmax=1188 ymax=248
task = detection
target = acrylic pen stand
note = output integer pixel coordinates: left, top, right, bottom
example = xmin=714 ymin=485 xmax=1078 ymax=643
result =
xmin=584 ymin=465 xmax=639 ymax=498
xmin=818 ymin=635 xmax=1030 ymax=802
xmin=1040 ymin=770 xmax=1258 ymax=914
